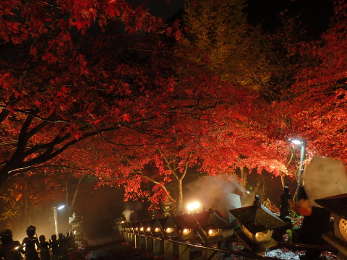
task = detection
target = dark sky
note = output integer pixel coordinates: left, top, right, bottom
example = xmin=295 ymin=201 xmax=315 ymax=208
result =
xmin=129 ymin=0 xmax=334 ymax=38
xmin=247 ymin=0 xmax=334 ymax=37
xmin=128 ymin=0 xmax=184 ymax=19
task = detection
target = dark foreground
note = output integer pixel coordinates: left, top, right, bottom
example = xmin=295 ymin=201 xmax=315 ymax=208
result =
xmin=63 ymin=240 xmax=155 ymax=260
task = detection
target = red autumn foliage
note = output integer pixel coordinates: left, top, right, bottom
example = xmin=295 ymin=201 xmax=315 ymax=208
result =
xmin=0 ymin=0 xmax=345 ymax=210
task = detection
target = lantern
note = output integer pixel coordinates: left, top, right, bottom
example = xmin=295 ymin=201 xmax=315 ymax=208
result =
xmin=230 ymin=196 xmax=287 ymax=251
xmin=316 ymin=193 xmax=347 ymax=257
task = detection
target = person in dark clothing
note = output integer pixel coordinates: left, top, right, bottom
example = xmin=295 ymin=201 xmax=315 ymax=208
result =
xmin=280 ymin=186 xmax=291 ymax=221
xmin=65 ymin=233 xmax=75 ymax=250
xmin=295 ymin=186 xmax=331 ymax=259
xmin=22 ymin=226 xmax=39 ymax=260
xmin=38 ymin=235 xmax=50 ymax=260
xmin=57 ymin=233 xmax=67 ymax=259
xmin=0 ymin=229 xmax=22 ymax=260
xmin=49 ymin=235 xmax=59 ymax=260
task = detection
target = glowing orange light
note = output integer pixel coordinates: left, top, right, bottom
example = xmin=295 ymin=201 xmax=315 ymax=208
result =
xmin=186 ymin=200 xmax=202 ymax=213
xmin=166 ymin=227 xmax=174 ymax=234
xmin=182 ymin=228 xmax=191 ymax=236
xmin=208 ymin=229 xmax=220 ymax=237
xmin=154 ymin=227 xmax=161 ymax=233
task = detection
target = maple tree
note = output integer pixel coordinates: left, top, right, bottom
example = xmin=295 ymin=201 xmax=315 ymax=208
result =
xmin=110 ymin=0 xmax=347 ymax=209
xmin=272 ymin=0 xmax=347 ymax=165
xmin=0 ymin=0 xmax=345 ymax=216
xmin=75 ymin=1 xmax=298 ymax=210
xmin=89 ymin=59 xmax=292 ymax=212
xmin=182 ymin=0 xmax=284 ymax=93
xmin=0 ymin=0 xmax=179 ymax=186
xmin=0 ymin=172 xmax=66 ymax=228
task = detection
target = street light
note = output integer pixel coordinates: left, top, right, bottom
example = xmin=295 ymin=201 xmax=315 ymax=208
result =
xmin=290 ymin=138 xmax=304 ymax=146
xmin=289 ymin=138 xmax=306 ymax=201
xmin=53 ymin=204 xmax=66 ymax=236
xmin=57 ymin=205 xmax=65 ymax=211
xmin=289 ymin=138 xmax=306 ymax=183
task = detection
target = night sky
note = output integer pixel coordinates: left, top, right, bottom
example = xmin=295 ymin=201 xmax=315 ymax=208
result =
xmin=134 ymin=0 xmax=334 ymax=39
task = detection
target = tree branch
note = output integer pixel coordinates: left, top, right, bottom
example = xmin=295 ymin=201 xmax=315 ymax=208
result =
xmin=141 ymin=175 xmax=176 ymax=202
xmin=6 ymin=114 xmax=35 ymax=168
xmin=9 ymin=164 xmax=95 ymax=176
xmin=26 ymin=120 xmax=50 ymax=139
xmin=0 ymin=104 xmax=67 ymax=124
xmin=180 ymin=152 xmax=193 ymax=181
xmin=158 ymin=149 xmax=179 ymax=180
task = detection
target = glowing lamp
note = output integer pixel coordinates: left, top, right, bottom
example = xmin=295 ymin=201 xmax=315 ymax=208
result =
xmin=146 ymin=227 xmax=151 ymax=232
xmin=57 ymin=205 xmax=65 ymax=211
xmin=186 ymin=200 xmax=202 ymax=214
xmin=207 ymin=229 xmax=221 ymax=237
xmin=255 ymin=230 xmax=273 ymax=243
xmin=316 ymin=194 xmax=347 ymax=257
xmin=182 ymin=228 xmax=191 ymax=236
xmin=166 ymin=227 xmax=175 ymax=234
xmin=230 ymin=196 xmax=287 ymax=250
xmin=140 ymin=227 xmax=144 ymax=232
xmin=154 ymin=227 xmax=161 ymax=233
xmin=289 ymin=138 xmax=304 ymax=146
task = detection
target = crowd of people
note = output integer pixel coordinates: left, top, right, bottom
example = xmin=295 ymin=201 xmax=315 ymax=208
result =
xmin=0 ymin=225 xmax=76 ymax=260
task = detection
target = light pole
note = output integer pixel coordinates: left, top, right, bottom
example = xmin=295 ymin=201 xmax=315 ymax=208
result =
xmin=53 ymin=204 xmax=65 ymax=236
xmin=289 ymin=138 xmax=306 ymax=200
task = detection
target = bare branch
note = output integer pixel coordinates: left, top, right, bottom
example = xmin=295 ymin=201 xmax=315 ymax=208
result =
xmin=158 ymin=149 xmax=179 ymax=180
xmin=180 ymin=152 xmax=193 ymax=181
xmin=9 ymin=164 xmax=95 ymax=176
xmin=141 ymin=175 xmax=176 ymax=202
xmin=26 ymin=120 xmax=50 ymax=139
xmin=0 ymin=104 xmax=68 ymax=124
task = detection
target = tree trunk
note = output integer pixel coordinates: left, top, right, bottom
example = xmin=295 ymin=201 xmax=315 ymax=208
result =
xmin=70 ymin=176 xmax=85 ymax=211
xmin=177 ymin=179 xmax=184 ymax=214
xmin=280 ymin=175 xmax=285 ymax=189
xmin=240 ymin=167 xmax=247 ymax=189
xmin=0 ymin=166 xmax=11 ymax=188
xmin=65 ymin=180 xmax=69 ymax=207
xmin=0 ymin=173 xmax=7 ymax=188
xmin=24 ymin=181 xmax=31 ymax=226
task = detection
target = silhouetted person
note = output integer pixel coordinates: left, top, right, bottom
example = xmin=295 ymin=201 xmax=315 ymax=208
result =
xmin=280 ymin=186 xmax=291 ymax=221
xmin=38 ymin=235 xmax=50 ymax=260
xmin=57 ymin=233 xmax=67 ymax=259
xmin=49 ymin=235 xmax=59 ymax=260
xmin=0 ymin=229 xmax=22 ymax=260
xmin=22 ymin=226 xmax=39 ymax=260
xmin=65 ymin=233 xmax=75 ymax=250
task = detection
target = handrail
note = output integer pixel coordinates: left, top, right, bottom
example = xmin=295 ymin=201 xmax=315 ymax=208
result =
xmin=124 ymin=231 xmax=275 ymax=259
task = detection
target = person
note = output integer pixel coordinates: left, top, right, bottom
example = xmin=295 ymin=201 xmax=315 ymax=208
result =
xmin=57 ymin=233 xmax=66 ymax=259
xmin=22 ymin=226 xmax=39 ymax=260
xmin=49 ymin=235 xmax=59 ymax=260
xmin=294 ymin=186 xmax=331 ymax=260
xmin=65 ymin=233 xmax=75 ymax=250
xmin=38 ymin=235 xmax=50 ymax=260
xmin=0 ymin=229 xmax=22 ymax=260
xmin=280 ymin=186 xmax=291 ymax=221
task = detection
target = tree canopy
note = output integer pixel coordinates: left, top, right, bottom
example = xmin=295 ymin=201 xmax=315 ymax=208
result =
xmin=0 ymin=0 xmax=345 ymax=212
